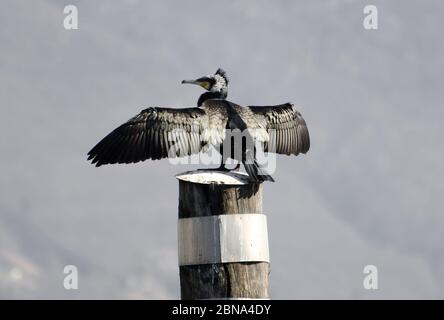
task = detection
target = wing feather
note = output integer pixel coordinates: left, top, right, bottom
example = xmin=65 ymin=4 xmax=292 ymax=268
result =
xmin=87 ymin=106 xmax=208 ymax=166
xmin=249 ymin=103 xmax=310 ymax=156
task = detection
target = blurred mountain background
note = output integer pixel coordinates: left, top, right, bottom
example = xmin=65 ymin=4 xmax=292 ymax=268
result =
xmin=0 ymin=0 xmax=443 ymax=298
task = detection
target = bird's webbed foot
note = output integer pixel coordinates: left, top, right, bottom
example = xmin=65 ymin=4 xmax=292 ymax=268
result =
xmin=216 ymin=163 xmax=231 ymax=172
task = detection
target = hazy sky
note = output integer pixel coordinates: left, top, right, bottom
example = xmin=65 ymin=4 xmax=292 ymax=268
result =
xmin=1 ymin=0 xmax=443 ymax=299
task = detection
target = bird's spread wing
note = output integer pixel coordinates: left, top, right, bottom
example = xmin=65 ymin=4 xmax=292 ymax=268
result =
xmin=249 ymin=103 xmax=310 ymax=155
xmin=87 ymin=107 xmax=208 ymax=166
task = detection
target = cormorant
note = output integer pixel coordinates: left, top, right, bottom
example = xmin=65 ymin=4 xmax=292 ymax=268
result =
xmin=87 ymin=68 xmax=310 ymax=182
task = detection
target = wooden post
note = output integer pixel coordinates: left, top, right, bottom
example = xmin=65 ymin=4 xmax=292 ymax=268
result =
xmin=176 ymin=170 xmax=270 ymax=299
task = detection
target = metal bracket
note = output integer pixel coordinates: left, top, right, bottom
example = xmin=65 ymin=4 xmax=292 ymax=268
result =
xmin=178 ymin=213 xmax=269 ymax=266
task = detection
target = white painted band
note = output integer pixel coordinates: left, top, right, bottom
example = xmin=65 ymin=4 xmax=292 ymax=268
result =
xmin=178 ymin=214 xmax=269 ymax=266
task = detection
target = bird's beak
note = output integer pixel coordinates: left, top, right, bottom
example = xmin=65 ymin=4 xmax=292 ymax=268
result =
xmin=181 ymin=78 xmax=210 ymax=90
xmin=181 ymin=79 xmax=200 ymax=85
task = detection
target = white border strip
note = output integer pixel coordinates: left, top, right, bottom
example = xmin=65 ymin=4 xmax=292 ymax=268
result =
xmin=178 ymin=214 xmax=269 ymax=266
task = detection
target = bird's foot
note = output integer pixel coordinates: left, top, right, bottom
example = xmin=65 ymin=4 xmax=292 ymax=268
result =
xmin=197 ymin=164 xmax=235 ymax=172
xmin=197 ymin=166 xmax=231 ymax=172
xmin=216 ymin=164 xmax=231 ymax=172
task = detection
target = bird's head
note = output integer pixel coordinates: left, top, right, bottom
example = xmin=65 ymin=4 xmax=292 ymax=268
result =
xmin=182 ymin=68 xmax=229 ymax=95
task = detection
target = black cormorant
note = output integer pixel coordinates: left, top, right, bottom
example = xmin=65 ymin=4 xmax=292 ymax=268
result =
xmin=87 ymin=68 xmax=310 ymax=182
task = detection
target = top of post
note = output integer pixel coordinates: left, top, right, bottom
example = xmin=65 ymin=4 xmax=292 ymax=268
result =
xmin=176 ymin=170 xmax=254 ymax=186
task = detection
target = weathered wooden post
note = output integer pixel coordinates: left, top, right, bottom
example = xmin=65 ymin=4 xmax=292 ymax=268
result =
xmin=176 ymin=170 xmax=270 ymax=299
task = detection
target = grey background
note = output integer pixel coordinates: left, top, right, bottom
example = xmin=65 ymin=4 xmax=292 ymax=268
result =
xmin=0 ymin=0 xmax=443 ymax=299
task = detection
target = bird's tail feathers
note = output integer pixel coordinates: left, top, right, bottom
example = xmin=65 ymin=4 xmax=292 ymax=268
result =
xmin=244 ymin=159 xmax=275 ymax=183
